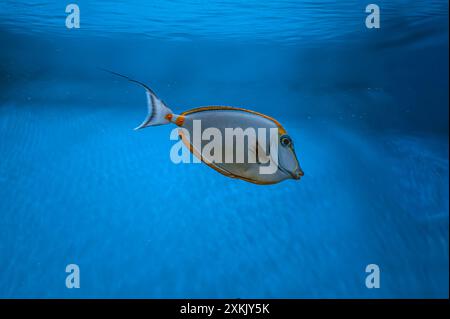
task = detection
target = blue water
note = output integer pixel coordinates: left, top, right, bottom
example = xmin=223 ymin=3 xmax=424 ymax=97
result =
xmin=0 ymin=1 xmax=448 ymax=298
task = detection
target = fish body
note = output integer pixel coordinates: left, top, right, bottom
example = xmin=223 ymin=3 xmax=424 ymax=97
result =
xmin=107 ymin=70 xmax=303 ymax=184
xmin=178 ymin=107 xmax=301 ymax=184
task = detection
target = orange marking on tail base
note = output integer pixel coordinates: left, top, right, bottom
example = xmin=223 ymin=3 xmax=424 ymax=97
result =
xmin=175 ymin=115 xmax=185 ymax=126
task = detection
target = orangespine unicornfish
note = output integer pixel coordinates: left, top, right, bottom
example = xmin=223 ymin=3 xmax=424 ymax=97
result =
xmin=104 ymin=69 xmax=304 ymax=185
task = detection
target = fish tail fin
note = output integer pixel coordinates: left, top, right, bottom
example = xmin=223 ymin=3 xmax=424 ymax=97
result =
xmin=135 ymin=88 xmax=173 ymax=130
xmin=100 ymin=68 xmax=174 ymax=130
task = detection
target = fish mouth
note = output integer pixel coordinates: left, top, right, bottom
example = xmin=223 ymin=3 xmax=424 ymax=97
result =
xmin=278 ymin=165 xmax=303 ymax=180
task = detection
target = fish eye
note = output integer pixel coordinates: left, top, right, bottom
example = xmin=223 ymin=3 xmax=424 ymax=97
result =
xmin=280 ymin=135 xmax=292 ymax=147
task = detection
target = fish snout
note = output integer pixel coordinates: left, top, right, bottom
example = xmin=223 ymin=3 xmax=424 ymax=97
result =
xmin=293 ymin=168 xmax=304 ymax=180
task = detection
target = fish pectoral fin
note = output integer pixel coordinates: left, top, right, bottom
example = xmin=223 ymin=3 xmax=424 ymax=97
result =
xmin=249 ymin=140 xmax=271 ymax=165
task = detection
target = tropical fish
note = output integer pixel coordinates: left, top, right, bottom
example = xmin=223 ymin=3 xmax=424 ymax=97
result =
xmin=106 ymin=70 xmax=304 ymax=185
